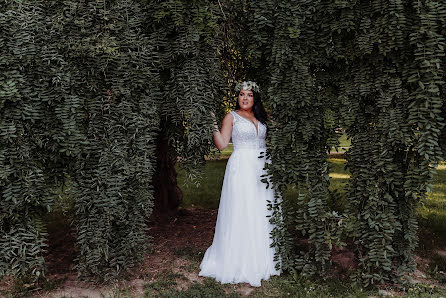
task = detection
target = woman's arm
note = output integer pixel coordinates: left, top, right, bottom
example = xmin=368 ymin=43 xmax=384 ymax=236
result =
xmin=212 ymin=112 xmax=233 ymax=151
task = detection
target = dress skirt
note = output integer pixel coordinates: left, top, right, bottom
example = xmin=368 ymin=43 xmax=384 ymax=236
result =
xmin=198 ymin=147 xmax=282 ymax=287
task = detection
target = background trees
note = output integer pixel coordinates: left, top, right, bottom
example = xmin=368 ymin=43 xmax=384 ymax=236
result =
xmin=1 ymin=0 xmax=445 ymax=287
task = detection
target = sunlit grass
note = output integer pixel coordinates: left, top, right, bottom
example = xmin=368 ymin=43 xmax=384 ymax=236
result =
xmin=419 ymin=161 xmax=446 ymax=245
xmin=333 ymin=132 xmax=351 ymax=151
xmin=219 ymin=143 xmax=233 ymax=157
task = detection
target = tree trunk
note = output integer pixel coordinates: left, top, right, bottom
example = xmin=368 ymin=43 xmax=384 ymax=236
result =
xmin=150 ymin=128 xmax=183 ymax=222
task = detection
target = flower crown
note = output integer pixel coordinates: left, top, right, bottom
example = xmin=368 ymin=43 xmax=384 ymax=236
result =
xmin=235 ymin=81 xmax=260 ymax=93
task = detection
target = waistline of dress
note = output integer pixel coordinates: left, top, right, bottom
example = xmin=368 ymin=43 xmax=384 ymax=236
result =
xmin=232 ymin=145 xmax=267 ymax=151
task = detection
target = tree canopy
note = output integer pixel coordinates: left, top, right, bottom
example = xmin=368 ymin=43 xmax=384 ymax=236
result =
xmin=1 ymin=0 xmax=445 ymax=286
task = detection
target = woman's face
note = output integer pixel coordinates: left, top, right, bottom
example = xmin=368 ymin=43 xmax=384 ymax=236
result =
xmin=238 ymin=89 xmax=254 ymax=111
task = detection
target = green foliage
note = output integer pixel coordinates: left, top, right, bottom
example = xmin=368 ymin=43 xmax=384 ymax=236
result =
xmin=59 ymin=0 xmax=160 ymax=279
xmin=0 ymin=219 xmax=47 ymax=279
xmin=326 ymin=0 xmax=446 ymax=285
xmin=1 ymin=1 xmax=160 ymax=277
xmin=229 ymin=0 xmax=446 ymax=286
xmin=1 ymin=0 xmax=59 ymax=278
xmin=0 ymin=0 xmax=225 ymax=280
xmin=149 ymin=0 xmax=225 ymax=182
xmin=2 ymin=0 xmax=445 ymax=287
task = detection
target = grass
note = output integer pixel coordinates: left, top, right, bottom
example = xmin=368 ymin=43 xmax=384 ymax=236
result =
xmin=144 ymin=269 xmax=239 ymax=297
xmin=220 ymin=143 xmax=234 ymax=157
xmin=173 ymin=246 xmax=205 ymax=263
xmin=416 ymin=162 xmax=446 ymax=285
xmin=147 ymin=268 xmax=446 ymax=298
xmin=419 ymin=162 xmax=446 ymax=241
xmin=337 ymin=132 xmax=351 ymax=149
xmin=1 ymin=275 xmax=66 ymax=298
xmin=144 ymin=270 xmax=373 ymax=297
xmin=178 ymin=159 xmax=227 ymax=209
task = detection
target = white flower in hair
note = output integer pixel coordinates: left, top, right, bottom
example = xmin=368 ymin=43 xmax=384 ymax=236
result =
xmin=235 ymin=81 xmax=260 ymax=93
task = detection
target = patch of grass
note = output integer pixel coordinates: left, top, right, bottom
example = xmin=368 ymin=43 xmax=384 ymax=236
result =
xmin=250 ymin=158 xmax=350 ymax=213
xmin=425 ymin=253 xmax=446 ymax=284
xmin=180 ymin=157 xmax=351 ymax=212
xmin=144 ymin=272 xmax=239 ymax=297
xmin=177 ymin=160 xmax=227 ymax=209
xmin=173 ymin=246 xmax=204 ymax=263
xmin=327 ymin=158 xmax=350 ymax=213
xmin=429 ymin=253 xmax=446 ymax=272
xmin=108 ymin=286 xmax=133 ymax=298
xmin=249 ymin=274 xmax=371 ymax=298
xmin=330 ymin=132 xmax=351 ymax=152
xmin=404 ymin=282 xmax=446 ymax=297
xmin=219 ymin=143 xmax=234 ymax=157
xmin=144 ymin=269 xmax=184 ymax=297
xmin=166 ymin=278 xmax=239 ymax=298
xmin=339 ymin=132 xmax=351 ymax=148
xmin=1 ymin=275 xmax=66 ymax=298
xmin=179 ymin=263 xmax=197 ymax=273
xmin=418 ymin=162 xmax=446 ymax=249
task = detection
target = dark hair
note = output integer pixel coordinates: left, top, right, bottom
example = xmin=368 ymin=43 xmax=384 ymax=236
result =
xmin=235 ymin=90 xmax=267 ymax=124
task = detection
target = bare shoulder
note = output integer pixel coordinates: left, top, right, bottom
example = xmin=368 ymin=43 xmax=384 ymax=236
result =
xmin=219 ymin=111 xmax=234 ymax=135
xmin=222 ymin=111 xmax=234 ymax=122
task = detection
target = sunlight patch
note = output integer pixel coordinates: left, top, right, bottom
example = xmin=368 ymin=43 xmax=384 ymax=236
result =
xmin=329 ymin=173 xmax=350 ymax=179
xmin=437 ymin=163 xmax=446 ymax=170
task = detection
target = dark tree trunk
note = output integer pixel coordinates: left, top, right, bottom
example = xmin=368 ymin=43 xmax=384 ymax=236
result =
xmin=150 ymin=128 xmax=183 ymax=222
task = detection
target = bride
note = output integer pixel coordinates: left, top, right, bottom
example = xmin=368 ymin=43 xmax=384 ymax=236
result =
xmin=198 ymin=81 xmax=282 ymax=287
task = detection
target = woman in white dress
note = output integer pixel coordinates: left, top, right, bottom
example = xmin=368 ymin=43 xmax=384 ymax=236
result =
xmin=198 ymin=81 xmax=282 ymax=287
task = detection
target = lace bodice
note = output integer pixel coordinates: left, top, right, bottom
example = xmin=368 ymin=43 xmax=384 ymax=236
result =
xmin=230 ymin=111 xmax=266 ymax=150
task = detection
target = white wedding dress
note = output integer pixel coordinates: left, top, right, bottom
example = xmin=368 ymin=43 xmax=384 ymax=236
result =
xmin=198 ymin=110 xmax=282 ymax=287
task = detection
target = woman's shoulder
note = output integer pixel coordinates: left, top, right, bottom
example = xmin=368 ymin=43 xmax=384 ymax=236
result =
xmin=221 ymin=111 xmax=236 ymax=124
xmin=225 ymin=110 xmax=238 ymax=118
